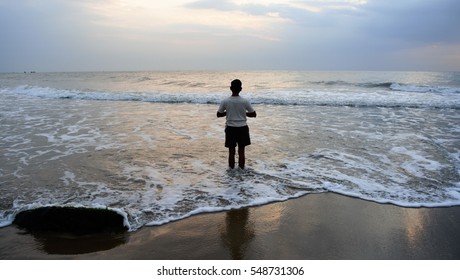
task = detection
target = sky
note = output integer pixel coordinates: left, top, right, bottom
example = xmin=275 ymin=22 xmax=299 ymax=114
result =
xmin=0 ymin=0 xmax=459 ymax=72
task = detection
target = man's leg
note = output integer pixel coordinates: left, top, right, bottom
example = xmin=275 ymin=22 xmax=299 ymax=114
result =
xmin=238 ymin=146 xmax=245 ymax=169
xmin=229 ymin=147 xmax=236 ymax=169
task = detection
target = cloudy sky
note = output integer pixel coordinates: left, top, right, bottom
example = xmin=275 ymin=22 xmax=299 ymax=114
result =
xmin=1 ymin=0 xmax=459 ymax=72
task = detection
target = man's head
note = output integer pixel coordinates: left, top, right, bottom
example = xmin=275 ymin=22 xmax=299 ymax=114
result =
xmin=230 ymin=79 xmax=242 ymax=94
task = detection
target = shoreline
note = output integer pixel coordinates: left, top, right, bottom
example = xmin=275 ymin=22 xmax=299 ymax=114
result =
xmin=1 ymin=192 xmax=460 ymax=259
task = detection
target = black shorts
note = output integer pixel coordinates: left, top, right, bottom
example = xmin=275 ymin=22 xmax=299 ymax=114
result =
xmin=225 ymin=125 xmax=251 ymax=148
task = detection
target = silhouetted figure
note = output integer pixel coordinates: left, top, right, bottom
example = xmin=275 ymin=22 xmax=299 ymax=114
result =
xmin=217 ymin=79 xmax=256 ymax=169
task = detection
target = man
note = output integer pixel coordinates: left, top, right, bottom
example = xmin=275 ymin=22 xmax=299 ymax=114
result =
xmin=217 ymin=79 xmax=257 ymax=169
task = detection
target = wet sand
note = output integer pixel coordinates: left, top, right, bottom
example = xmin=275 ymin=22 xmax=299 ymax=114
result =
xmin=1 ymin=193 xmax=460 ymax=259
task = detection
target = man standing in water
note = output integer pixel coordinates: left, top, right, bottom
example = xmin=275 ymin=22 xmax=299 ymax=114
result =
xmin=217 ymin=79 xmax=257 ymax=170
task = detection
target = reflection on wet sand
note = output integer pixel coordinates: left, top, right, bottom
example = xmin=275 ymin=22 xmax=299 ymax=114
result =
xmin=220 ymin=208 xmax=255 ymax=259
xmin=30 ymin=231 xmax=129 ymax=255
xmin=402 ymin=210 xmax=426 ymax=249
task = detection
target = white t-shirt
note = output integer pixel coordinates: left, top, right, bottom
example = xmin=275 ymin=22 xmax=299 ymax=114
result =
xmin=218 ymin=96 xmax=255 ymax=127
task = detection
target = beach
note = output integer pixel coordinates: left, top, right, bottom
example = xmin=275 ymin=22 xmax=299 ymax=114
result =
xmin=1 ymin=71 xmax=459 ymax=260
xmin=1 ymin=193 xmax=459 ymax=260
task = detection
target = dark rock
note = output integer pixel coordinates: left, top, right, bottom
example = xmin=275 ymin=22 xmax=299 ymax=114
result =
xmin=13 ymin=206 xmax=128 ymax=235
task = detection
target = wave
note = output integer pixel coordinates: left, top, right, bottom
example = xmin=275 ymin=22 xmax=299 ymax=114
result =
xmin=312 ymin=80 xmax=351 ymax=86
xmin=390 ymin=83 xmax=460 ymax=94
xmin=313 ymin=80 xmax=393 ymax=89
xmin=3 ymin=84 xmax=460 ymax=109
xmin=137 ymin=76 xmax=153 ymax=82
xmin=312 ymin=80 xmax=460 ymax=93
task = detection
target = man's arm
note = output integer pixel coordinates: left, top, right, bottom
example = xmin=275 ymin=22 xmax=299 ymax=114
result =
xmin=246 ymin=111 xmax=257 ymax=118
xmin=217 ymin=100 xmax=226 ymax=118
xmin=245 ymin=100 xmax=256 ymax=118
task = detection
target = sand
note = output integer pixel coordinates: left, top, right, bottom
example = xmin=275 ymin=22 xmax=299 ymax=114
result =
xmin=1 ymin=193 xmax=460 ymax=260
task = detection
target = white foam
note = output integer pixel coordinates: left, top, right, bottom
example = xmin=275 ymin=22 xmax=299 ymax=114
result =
xmin=391 ymin=83 xmax=460 ymax=94
xmin=3 ymin=82 xmax=460 ymax=109
xmin=391 ymin=146 xmax=444 ymax=176
xmin=60 ymin=171 xmax=76 ymax=186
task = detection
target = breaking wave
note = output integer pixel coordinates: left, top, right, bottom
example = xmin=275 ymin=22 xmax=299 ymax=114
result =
xmin=2 ymin=84 xmax=460 ymax=109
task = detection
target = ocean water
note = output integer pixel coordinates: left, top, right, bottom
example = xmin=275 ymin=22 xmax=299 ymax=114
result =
xmin=1 ymin=71 xmax=460 ymax=231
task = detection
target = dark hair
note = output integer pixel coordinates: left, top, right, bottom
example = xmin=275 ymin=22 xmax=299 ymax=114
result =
xmin=231 ymin=79 xmax=242 ymax=90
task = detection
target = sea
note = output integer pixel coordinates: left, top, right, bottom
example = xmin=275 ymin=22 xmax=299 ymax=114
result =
xmin=1 ymin=70 xmax=460 ymax=231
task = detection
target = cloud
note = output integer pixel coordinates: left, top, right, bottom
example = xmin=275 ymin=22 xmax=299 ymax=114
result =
xmin=186 ymin=0 xmax=238 ymax=11
xmin=185 ymin=0 xmax=368 ymax=20
xmin=360 ymin=0 xmax=460 ymax=44
xmin=0 ymin=0 xmax=458 ymax=71
xmin=261 ymin=0 xmax=460 ymax=70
